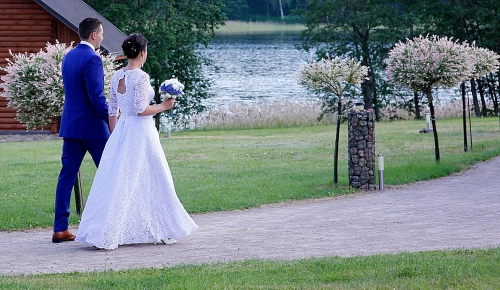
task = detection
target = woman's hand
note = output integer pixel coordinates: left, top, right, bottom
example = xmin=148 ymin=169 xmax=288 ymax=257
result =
xmin=161 ymin=97 xmax=176 ymax=111
xmin=137 ymin=98 xmax=175 ymax=117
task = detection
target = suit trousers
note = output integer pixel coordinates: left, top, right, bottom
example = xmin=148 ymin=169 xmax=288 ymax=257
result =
xmin=54 ymin=138 xmax=107 ymax=232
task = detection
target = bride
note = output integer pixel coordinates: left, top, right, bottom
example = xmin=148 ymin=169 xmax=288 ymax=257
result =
xmin=76 ymin=33 xmax=198 ymax=250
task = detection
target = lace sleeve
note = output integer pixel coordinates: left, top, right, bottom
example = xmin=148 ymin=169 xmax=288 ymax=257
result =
xmin=134 ymin=72 xmax=151 ymax=115
xmin=108 ymin=76 xmax=119 ymax=116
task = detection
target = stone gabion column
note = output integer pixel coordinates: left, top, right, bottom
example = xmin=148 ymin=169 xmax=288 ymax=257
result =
xmin=348 ymin=109 xmax=376 ymax=190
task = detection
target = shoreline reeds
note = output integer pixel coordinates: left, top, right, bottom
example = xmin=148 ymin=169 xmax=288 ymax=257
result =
xmin=188 ymin=99 xmax=487 ymax=131
xmin=215 ymin=20 xmax=305 ymax=35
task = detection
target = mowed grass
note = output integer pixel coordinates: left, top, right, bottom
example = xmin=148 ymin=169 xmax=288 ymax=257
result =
xmin=1 ymin=117 xmax=499 ymax=231
xmin=1 ymin=248 xmax=499 ymax=288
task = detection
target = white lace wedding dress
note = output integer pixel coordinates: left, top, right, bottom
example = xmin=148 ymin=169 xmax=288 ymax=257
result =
xmin=76 ymin=69 xmax=198 ymax=250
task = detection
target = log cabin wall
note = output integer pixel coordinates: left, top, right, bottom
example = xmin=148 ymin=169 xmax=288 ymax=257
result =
xmin=0 ymin=0 xmax=79 ymax=132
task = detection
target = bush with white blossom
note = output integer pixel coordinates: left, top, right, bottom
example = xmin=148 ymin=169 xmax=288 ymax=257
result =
xmin=466 ymin=44 xmax=500 ymax=79
xmin=386 ymin=35 xmax=474 ymax=100
xmin=385 ymin=34 xmax=499 ymax=161
xmin=297 ymin=56 xmax=369 ymax=99
xmin=297 ymin=56 xmax=369 ymax=186
xmin=0 ymin=41 xmax=119 ymax=130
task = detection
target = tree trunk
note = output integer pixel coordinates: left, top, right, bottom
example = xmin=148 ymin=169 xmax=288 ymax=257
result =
xmin=461 ymin=83 xmax=468 ymax=152
xmin=153 ymin=80 xmax=161 ymax=131
xmin=468 ymin=95 xmax=473 ymax=150
xmin=489 ymin=74 xmax=499 ymax=116
xmin=413 ymin=91 xmax=421 ymax=120
xmin=424 ymin=89 xmax=440 ymax=161
xmin=494 ymin=72 xmax=500 ymax=116
xmin=266 ymin=0 xmax=270 ymax=20
xmin=477 ymin=78 xmax=487 ymax=117
xmin=361 ymin=79 xmax=372 ymax=112
xmin=371 ymin=75 xmax=379 ymax=121
xmin=360 ymin=36 xmax=374 ymax=117
xmin=333 ymin=99 xmax=342 ymax=187
xmin=278 ymin=0 xmax=284 ymax=19
xmin=470 ymin=79 xmax=480 ymax=117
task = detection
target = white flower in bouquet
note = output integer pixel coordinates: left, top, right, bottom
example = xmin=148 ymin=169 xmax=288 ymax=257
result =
xmin=160 ymin=77 xmax=184 ymax=100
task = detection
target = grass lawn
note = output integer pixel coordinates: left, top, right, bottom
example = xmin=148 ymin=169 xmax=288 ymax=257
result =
xmin=1 ymin=117 xmax=499 ymax=231
xmin=0 ymin=117 xmax=499 ymax=287
xmin=1 ymin=248 xmax=499 ymax=289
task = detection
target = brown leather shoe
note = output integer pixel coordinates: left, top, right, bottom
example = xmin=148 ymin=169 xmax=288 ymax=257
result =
xmin=52 ymin=230 xmax=76 ymax=243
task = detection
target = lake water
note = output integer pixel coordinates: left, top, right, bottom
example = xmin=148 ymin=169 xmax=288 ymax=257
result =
xmin=201 ymin=33 xmax=314 ymax=105
xmin=200 ymin=33 xmax=459 ymax=106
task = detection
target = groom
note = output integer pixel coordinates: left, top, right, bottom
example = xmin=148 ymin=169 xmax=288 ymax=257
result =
xmin=52 ymin=17 xmax=110 ymax=243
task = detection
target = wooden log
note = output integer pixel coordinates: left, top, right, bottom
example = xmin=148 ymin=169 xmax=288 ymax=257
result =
xmin=2 ymin=36 xmax=56 ymax=43
xmin=0 ymin=108 xmax=16 ymax=113
xmin=0 ymin=112 xmax=16 ymax=118
xmin=0 ymin=25 xmax=52 ymax=31
xmin=0 ymin=117 xmax=23 ymax=124
xmin=0 ymin=123 xmax=26 ymax=130
xmin=0 ymin=4 xmax=41 ymax=9
xmin=0 ymin=14 xmax=52 ymax=21
xmin=0 ymin=10 xmax=49 ymax=16
xmin=0 ymin=41 xmax=52 ymax=46
xmin=3 ymin=31 xmax=55 ymax=37
xmin=0 ymin=0 xmax=34 ymax=2
xmin=0 ymin=20 xmax=52 ymax=26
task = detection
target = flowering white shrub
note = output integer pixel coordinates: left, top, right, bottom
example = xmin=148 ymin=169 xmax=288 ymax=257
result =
xmin=296 ymin=56 xmax=369 ymax=186
xmin=0 ymin=41 xmax=119 ymax=130
xmin=385 ymin=35 xmax=474 ymax=101
xmin=99 ymin=50 xmax=120 ymax=99
xmin=384 ymin=34 xmax=500 ymax=161
xmin=297 ymin=56 xmax=369 ymax=98
xmin=467 ymin=44 xmax=500 ymax=79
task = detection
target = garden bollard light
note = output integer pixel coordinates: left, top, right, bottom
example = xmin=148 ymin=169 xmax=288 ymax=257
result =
xmin=378 ymin=154 xmax=384 ymax=191
xmin=426 ymin=113 xmax=431 ymax=132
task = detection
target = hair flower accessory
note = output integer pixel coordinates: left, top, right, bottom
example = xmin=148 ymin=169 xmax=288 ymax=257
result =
xmin=160 ymin=77 xmax=184 ymax=99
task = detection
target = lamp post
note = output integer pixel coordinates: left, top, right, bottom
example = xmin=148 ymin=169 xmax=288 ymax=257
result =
xmin=378 ymin=154 xmax=384 ymax=191
xmin=425 ymin=113 xmax=432 ymax=132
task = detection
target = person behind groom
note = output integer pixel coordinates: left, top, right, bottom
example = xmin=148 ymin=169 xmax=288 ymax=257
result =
xmin=52 ymin=17 xmax=110 ymax=243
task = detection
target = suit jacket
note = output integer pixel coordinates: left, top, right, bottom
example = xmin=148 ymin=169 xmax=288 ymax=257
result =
xmin=59 ymin=43 xmax=110 ymax=139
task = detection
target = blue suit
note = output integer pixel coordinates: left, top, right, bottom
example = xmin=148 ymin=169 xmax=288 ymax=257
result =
xmin=54 ymin=43 xmax=110 ymax=232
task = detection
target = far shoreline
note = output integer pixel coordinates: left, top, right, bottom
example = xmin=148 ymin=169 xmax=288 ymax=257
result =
xmin=215 ymin=20 xmax=305 ymax=35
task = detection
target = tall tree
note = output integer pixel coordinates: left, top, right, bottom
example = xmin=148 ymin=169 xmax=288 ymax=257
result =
xmin=298 ymin=0 xmax=407 ymax=120
xmin=84 ymin=0 xmax=226 ymax=127
xmin=220 ymin=0 xmax=249 ymax=20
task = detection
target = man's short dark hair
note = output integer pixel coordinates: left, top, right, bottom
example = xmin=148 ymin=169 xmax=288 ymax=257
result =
xmin=78 ymin=17 xmax=102 ymax=40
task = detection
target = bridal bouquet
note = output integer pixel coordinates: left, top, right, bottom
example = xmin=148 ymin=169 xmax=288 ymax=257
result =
xmin=160 ymin=77 xmax=184 ymax=100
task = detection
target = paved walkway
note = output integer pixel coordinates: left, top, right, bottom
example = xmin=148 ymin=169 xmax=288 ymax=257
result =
xmin=0 ymin=132 xmax=60 ymax=143
xmin=1 ymin=156 xmax=500 ymax=276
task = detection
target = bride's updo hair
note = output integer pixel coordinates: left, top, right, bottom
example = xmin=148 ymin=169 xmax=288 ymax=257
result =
xmin=122 ymin=33 xmax=147 ymax=59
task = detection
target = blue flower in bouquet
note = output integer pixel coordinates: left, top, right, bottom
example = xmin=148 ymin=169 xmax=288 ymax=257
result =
xmin=160 ymin=78 xmax=184 ymax=99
